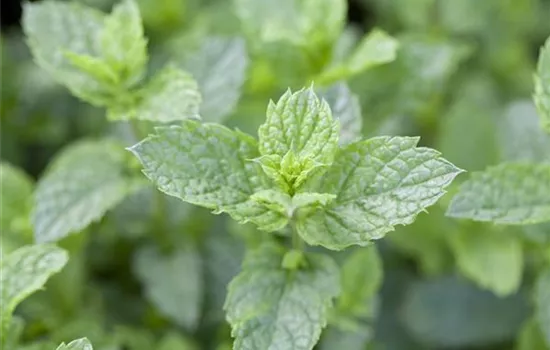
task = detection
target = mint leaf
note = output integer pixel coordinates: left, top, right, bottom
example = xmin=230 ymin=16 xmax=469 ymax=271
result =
xmin=1 ymin=244 xmax=68 ymax=347
xmin=224 ymin=243 xmax=340 ymax=350
xmin=296 ymin=137 xmax=462 ymax=249
xmin=33 ymin=140 xmax=134 ymax=243
xmin=22 ymin=2 xmax=109 ymax=106
xmin=0 ymin=162 xmax=33 ymax=237
xmin=499 ymin=101 xmax=550 ymax=162
xmin=56 ymin=338 xmax=93 ymax=350
xmin=258 ymin=87 xmax=340 ymax=166
xmin=535 ymin=269 xmax=550 ymax=346
xmin=133 ymin=245 xmax=203 ymax=330
xmin=317 ymin=83 xmax=362 ymax=145
xmin=449 ymin=228 xmax=523 ymax=297
xmin=109 ymin=65 xmax=201 ymax=121
xmin=447 ymin=163 xmax=550 ymax=224
xmin=319 ymin=29 xmax=398 ymax=83
xmin=235 ymin=0 xmax=346 ymax=48
xmin=534 ymin=37 xmax=550 ymax=133
xmin=183 ymin=36 xmax=248 ymax=122
xmin=337 ymin=246 xmax=382 ymax=320
xmin=100 ymin=0 xmax=147 ymax=87
xmin=129 ymin=121 xmax=284 ymax=229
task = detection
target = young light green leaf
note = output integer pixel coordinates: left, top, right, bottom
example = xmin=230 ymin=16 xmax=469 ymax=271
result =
xmin=183 ymin=36 xmax=248 ymax=122
xmin=235 ymin=0 xmax=346 ymax=49
xmin=296 ymin=137 xmax=462 ymax=250
xmin=224 ymin=243 xmax=340 ymax=350
xmin=447 ymin=163 xmax=550 ymax=224
xmin=0 ymin=162 xmax=33 ymax=236
xmin=499 ymin=101 xmax=550 ymax=162
xmin=534 ymin=37 xmax=550 ymax=133
xmin=317 ymin=83 xmax=362 ymax=145
xmin=449 ymin=228 xmax=523 ymax=297
xmin=133 ymin=245 xmax=202 ymax=330
xmin=56 ymin=338 xmax=93 ymax=350
xmin=337 ymin=246 xmax=382 ymax=319
xmin=319 ymin=29 xmax=398 ymax=83
xmin=33 ymin=140 xmax=133 ymax=243
xmin=108 ymin=65 xmax=201 ymax=122
xmin=129 ymin=121 xmax=284 ymax=230
xmin=258 ymin=87 xmax=340 ymax=165
xmin=100 ymin=0 xmax=147 ymax=86
xmin=535 ymin=269 xmax=550 ymax=346
xmin=1 ymin=244 xmax=68 ymax=347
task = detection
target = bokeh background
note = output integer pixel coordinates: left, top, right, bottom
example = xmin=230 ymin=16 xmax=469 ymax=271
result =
xmin=2 ymin=0 xmax=550 ymax=349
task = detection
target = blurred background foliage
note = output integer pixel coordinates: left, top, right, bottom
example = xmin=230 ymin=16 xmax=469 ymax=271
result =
xmin=1 ymin=0 xmax=550 ymax=349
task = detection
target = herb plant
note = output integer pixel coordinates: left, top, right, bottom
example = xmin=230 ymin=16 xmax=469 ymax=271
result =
xmin=2 ymin=0 xmax=550 ymax=349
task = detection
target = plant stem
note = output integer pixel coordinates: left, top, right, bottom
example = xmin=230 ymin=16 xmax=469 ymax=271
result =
xmin=290 ymin=219 xmax=304 ymax=251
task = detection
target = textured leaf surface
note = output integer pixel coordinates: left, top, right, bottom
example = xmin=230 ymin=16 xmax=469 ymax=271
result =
xmin=499 ymin=101 xmax=550 ymax=162
xmin=317 ymin=83 xmax=362 ymax=145
xmin=33 ymin=140 xmax=132 ymax=243
xmin=129 ymin=121 xmax=283 ymax=229
xmin=535 ymin=269 xmax=550 ymax=346
xmin=133 ymin=245 xmax=202 ymax=330
xmin=258 ymin=87 xmax=340 ymax=165
xmin=402 ymin=275 xmax=529 ymax=348
xmin=447 ymin=163 xmax=550 ymax=224
xmin=224 ymin=243 xmax=340 ymax=350
xmin=449 ymin=228 xmax=523 ymax=296
xmin=296 ymin=137 xmax=462 ymax=249
xmin=0 ymin=245 xmax=68 ymax=347
xmin=100 ymin=0 xmax=147 ymax=86
xmin=535 ymin=37 xmax=550 ymax=133
xmin=22 ymin=2 xmax=110 ymax=105
xmin=183 ymin=36 xmax=248 ymax=122
xmin=56 ymin=338 xmax=93 ymax=350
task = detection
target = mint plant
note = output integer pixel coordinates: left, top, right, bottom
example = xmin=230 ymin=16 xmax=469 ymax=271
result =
xmin=129 ymin=86 xmax=462 ymax=348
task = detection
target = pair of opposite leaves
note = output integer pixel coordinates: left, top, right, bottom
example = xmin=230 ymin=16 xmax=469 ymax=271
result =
xmin=130 ymin=87 xmax=463 ymax=250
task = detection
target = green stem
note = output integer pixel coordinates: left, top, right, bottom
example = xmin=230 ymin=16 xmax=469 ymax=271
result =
xmin=290 ymin=219 xmax=304 ymax=252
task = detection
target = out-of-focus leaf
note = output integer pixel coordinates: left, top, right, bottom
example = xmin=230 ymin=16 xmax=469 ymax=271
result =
xmin=0 ymin=162 xmax=33 ymax=240
xmin=449 ymin=226 xmax=523 ymax=296
xmin=0 ymin=244 xmax=68 ymax=347
xmin=534 ymin=37 xmax=550 ymax=133
xmin=319 ymin=29 xmax=398 ymax=84
xmin=516 ymin=319 xmax=550 ymax=350
xmin=535 ymin=269 xmax=550 ymax=346
xmin=56 ymin=338 xmax=93 ymax=350
xmin=402 ymin=275 xmax=529 ymax=348
xmin=436 ymin=75 xmax=500 ymax=171
xmin=156 ymin=332 xmax=198 ymax=350
xmin=133 ymin=244 xmax=202 ymax=330
xmin=33 ymin=140 xmax=134 ymax=243
xmin=499 ymin=101 xmax=550 ymax=162
xmin=317 ymin=83 xmax=362 ymax=145
xmin=182 ymin=37 xmax=248 ymax=122
xmin=447 ymin=163 xmax=550 ymax=225
xmin=319 ymin=326 xmax=372 ymax=350
xmin=108 ymin=65 xmax=201 ymax=122
xmin=235 ymin=0 xmax=346 ymax=50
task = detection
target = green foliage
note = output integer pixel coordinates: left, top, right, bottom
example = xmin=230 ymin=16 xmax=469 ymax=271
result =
xmin=224 ymin=243 xmax=340 ymax=350
xmin=447 ymin=163 xmax=550 ymax=224
xmin=9 ymin=0 xmax=550 ymax=349
xmin=56 ymin=338 xmax=93 ymax=350
xmin=1 ymin=245 xmax=68 ymax=347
